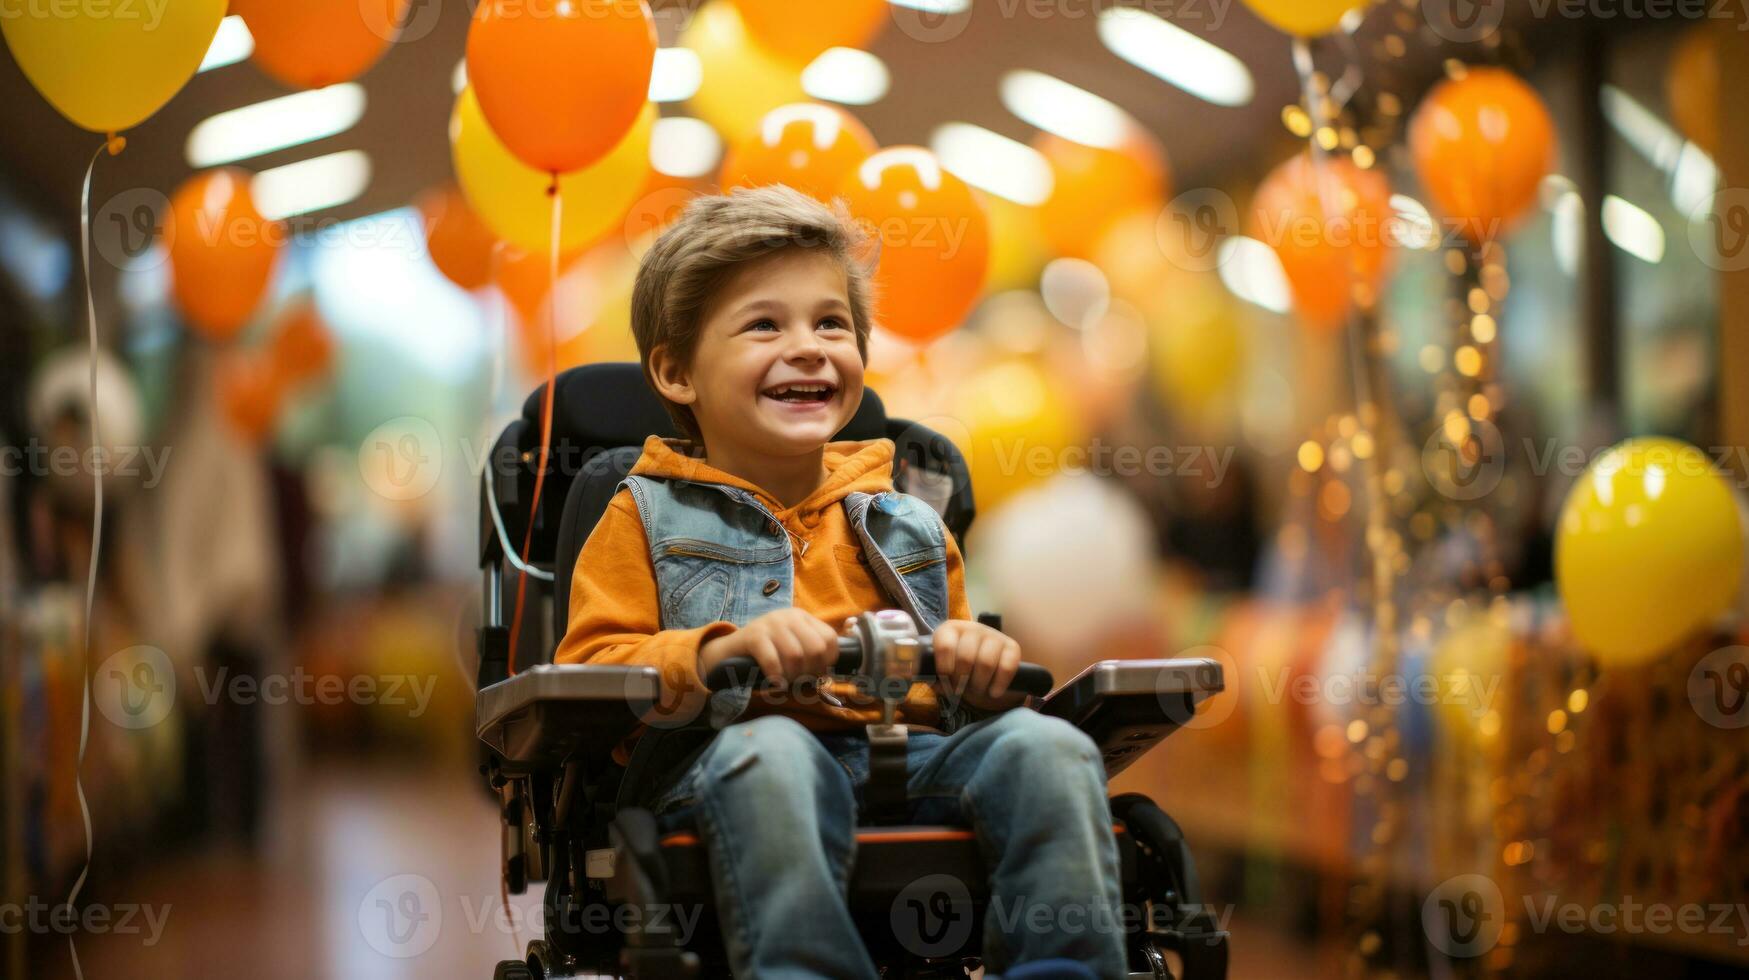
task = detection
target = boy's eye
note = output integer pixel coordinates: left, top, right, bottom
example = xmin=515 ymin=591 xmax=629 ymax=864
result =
xmin=747 ymin=319 xmax=778 ymax=332
xmin=817 ymin=317 xmax=848 ymax=332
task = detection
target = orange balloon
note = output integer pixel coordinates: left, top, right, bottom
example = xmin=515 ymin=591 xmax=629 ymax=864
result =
xmin=732 ymin=0 xmax=886 ymax=64
xmin=1250 ymin=152 xmax=1395 ymax=331
xmin=838 ymin=147 xmax=991 ymax=346
xmin=231 ymin=0 xmax=408 ymax=89
xmin=1666 ymin=25 xmax=1719 ymax=158
xmin=216 ymin=351 xmax=284 ymax=445
xmin=269 ymin=304 xmax=336 ymax=387
xmin=167 ymin=169 xmax=282 ymax=343
xmin=1036 ymin=129 xmax=1171 ymax=260
xmin=1409 ymin=67 xmax=1556 ymax=245
xmin=721 ymin=103 xmax=877 ymax=202
xmin=466 ymin=0 xmax=657 ymax=174
xmin=419 ymin=184 xmax=499 ymax=291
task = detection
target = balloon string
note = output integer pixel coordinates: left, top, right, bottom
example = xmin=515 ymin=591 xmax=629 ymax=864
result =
xmin=66 ymin=138 xmax=111 ymax=980
xmin=1297 ymin=34 xmax=1403 ymax=976
xmin=505 ymin=188 xmax=563 ymax=673
xmin=1294 ymin=35 xmax=1393 ymax=626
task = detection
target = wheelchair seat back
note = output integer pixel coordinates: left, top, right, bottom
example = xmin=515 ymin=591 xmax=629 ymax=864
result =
xmin=476 ymin=362 xmax=977 ymax=670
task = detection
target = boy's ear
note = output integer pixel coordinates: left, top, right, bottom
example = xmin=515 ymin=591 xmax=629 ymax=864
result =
xmin=647 ymin=344 xmax=697 ymax=406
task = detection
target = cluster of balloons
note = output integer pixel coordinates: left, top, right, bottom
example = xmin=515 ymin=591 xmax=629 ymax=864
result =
xmin=1 ymin=0 xmax=409 ymax=393
xmin=1555 ymin=438 xmax=1743 ymax=667
xmin=1247 ymin=63 xmax=1555 ymax=332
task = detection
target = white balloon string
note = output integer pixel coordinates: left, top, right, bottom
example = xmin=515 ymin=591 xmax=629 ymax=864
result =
xmin=66 ymin=138 xmax=111 ymax=980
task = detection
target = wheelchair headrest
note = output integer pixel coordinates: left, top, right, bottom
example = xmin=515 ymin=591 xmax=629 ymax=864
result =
xmin=520 ymin=362 xmax=890 ymax=447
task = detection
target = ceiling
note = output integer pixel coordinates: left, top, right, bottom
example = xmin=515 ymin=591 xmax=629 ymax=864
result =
xmin=0 ymin=1 xmax=1594 ymax=249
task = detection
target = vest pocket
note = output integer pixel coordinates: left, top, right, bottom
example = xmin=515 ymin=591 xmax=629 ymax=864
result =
xmin=661 ymin=561 xmax=735 ymax=627
xmin=893 ymin=553 xmax=946 ymax=575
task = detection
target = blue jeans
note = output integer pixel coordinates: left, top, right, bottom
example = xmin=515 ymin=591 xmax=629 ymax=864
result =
xmin=646 ymin=708 xmax=1128 ymax=979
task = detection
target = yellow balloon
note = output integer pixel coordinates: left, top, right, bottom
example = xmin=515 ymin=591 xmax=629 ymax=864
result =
xmin=1556 ymin=438 xmax=1744 ymax=666
xmin=682 ymin=1 xmax=805 ymax=143
xmin=1148 ymin=278 xmax=1243 ymax=415
xmin=2 ymin=0 xmax=224 ymax=133
xmin=985 ymin=197 xmax=1050 ymax=293
xmin=1240 ymin=0 xmax=1371 ymax=36
xmin=451 ymin=86 xmax=654 ymax=255
xmin=950 ymin=359 xmax=1082 ymax=513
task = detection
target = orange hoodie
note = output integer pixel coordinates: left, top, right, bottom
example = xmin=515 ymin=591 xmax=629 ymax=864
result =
xmin=555 ymin=435 xmax=972 ymax=736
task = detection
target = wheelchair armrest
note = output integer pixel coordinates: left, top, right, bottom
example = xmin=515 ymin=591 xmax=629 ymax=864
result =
xmin=1038 ymin=659 xmax=1224 ymax=777
xmin=476 ymin=663 xmax=661 ymax=770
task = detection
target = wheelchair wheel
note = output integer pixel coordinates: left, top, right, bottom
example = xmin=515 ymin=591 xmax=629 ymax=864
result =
xmin=492 ymin=960 xmax=533 ymax=980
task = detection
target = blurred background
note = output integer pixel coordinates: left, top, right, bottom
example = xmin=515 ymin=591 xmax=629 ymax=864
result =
xmin=4 ymin=0 xmax=1749 ymax=977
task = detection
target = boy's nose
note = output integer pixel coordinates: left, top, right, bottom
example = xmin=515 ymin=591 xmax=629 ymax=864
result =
xmin=783 ymin=327 xmax=826 ymax=361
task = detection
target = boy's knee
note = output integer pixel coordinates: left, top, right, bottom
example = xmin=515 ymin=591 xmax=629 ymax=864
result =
xmin=993 ymin=707 xmax=1098 ymax=763
xmin=991 ymin=710 xmax=1104 ymax=773
xmin=701 ymin=715 xmax=839 ymax=790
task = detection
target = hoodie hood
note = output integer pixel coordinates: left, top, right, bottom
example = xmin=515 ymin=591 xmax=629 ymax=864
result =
xmin=630 ymin=436 xmax=896 ymax=518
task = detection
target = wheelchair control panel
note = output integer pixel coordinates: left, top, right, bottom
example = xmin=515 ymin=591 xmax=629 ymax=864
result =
xmin=702 ymin=610 xmax=1056 ymax=710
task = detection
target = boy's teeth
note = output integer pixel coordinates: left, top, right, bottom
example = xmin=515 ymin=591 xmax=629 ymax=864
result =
xmin=767 ymin=383 xmax=832 ymax=399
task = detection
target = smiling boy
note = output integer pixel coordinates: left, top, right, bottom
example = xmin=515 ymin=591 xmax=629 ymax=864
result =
xmin=556 ymin=185 xmax=1125 ymax=978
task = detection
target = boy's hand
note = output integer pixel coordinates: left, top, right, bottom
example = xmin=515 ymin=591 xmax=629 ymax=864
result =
xmin=932 ymin=620 xmax=1028 ymax=710
xmin=698 ymin=608 xmax=840 ymax=687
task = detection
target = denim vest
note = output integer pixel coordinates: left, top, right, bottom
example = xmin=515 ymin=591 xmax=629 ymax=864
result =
xmin=620 ymin=474 xmax=953 ymax=635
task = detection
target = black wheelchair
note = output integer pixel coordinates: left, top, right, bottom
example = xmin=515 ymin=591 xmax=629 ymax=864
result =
xmin=472 ymin=363 xmax=1229 ymax=979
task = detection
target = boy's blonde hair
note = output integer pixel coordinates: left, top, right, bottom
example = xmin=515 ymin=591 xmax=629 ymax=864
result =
xmin=631 ymin=184 xmax=875 ymax=443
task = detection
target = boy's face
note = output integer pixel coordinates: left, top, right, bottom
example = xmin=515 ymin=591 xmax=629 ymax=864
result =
xmin=659 ymin=249 xmax=864 ymax=456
